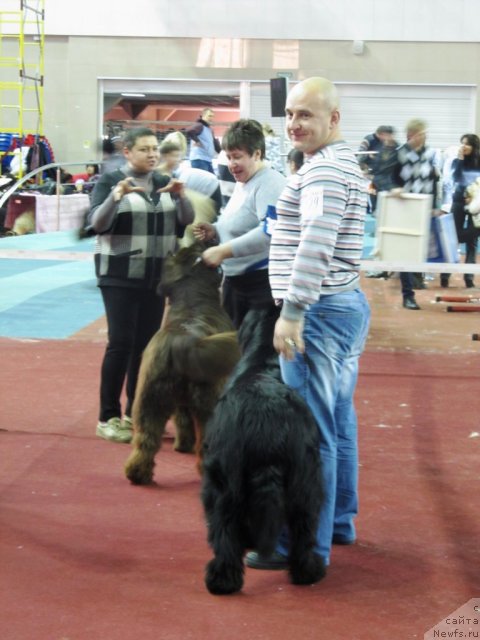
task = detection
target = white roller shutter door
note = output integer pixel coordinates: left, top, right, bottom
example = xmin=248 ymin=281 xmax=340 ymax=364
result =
xmin=337 ymin=84 xmax=476 ymax=150
xmin=248 ymin=82 xmax=476 ymax=151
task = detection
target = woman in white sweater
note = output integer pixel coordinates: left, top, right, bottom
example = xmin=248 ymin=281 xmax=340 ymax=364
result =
xmin=193 ymin=119 xmax=286 ymax=328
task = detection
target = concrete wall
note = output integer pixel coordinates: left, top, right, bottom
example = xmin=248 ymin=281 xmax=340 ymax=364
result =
xmin=38 ymin=36 xmax=480 ymax=164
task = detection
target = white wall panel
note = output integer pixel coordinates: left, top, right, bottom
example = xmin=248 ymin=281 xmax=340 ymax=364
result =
xmin=248 ymin=83 xmax=286 ymax=136
xmin=34 ymin=0 xmax=480 ymax=42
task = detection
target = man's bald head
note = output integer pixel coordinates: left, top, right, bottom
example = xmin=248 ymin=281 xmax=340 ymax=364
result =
xmin=289 ymin=77 xmax=340 ymax=112
xmin=285 ymin=77 xmax=342 ymax=154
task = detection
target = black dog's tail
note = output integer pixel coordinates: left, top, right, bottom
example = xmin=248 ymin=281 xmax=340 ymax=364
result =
xmin=249 ymin=465 xmax=285 ymax=556
xmin=170 ymin=331 xmax=241 ymax=382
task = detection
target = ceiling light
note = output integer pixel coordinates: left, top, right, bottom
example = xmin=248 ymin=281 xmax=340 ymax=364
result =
xmin=121 ymin=92 xmax=146 ymax=98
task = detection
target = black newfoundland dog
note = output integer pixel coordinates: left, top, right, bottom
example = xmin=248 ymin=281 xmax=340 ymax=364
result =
xmin=124 ymin=243 xmax=240 ymax=485
xmin=201 ymin=304 xmax=326 ymax=594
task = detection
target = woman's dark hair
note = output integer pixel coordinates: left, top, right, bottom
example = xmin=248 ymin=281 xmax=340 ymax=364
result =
xmin=123 ymin=127 xmax=158 ymax=150
xmin=460 ymin=133 xmax=480 ymax=168
xmin=86 ymin=163 xmax=99 ymax=174
xmin=222 ymin=119 xmax=265 ymax=159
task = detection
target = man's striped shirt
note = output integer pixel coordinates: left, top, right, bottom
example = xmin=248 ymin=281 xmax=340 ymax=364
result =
xmin=269 ymin=142 xmax=367 ymax=312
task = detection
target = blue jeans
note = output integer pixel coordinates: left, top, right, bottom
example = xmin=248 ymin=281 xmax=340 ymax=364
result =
xmin=400 ymin=272 xmax=414 ymax=299
xmin=277 ymin=289 xmax=370 ymax=564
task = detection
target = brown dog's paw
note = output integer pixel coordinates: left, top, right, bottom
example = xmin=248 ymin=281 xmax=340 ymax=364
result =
xmin=173 ymin=440 xmax=195 ymax=454
xmin=124 ymin=454 xmax=154 ymax=485
xmin=124 ymin=466 xmax=154 ymax=485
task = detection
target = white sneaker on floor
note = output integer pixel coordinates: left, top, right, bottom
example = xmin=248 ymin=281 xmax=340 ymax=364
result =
xmin=96 ymin=417 xmax=133 ymax=444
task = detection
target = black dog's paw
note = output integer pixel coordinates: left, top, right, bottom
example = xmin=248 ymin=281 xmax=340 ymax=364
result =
xmin=205 ymin=558 xmax=244 ymax=595
xmin=289 ymin=553 xmax=326 ymax=586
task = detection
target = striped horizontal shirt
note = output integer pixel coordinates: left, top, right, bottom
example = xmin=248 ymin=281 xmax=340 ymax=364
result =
xmin=269 ymin=142 xmax=367 ymax=312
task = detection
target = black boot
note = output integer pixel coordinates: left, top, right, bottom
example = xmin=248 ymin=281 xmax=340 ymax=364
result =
xmin=403 ymin=296 xmax=420 ymax=310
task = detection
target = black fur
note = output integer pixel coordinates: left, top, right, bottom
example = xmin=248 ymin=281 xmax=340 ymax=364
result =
xmin=201 ymin=305 xmax=326 ymax=595
xmin=124 ymin=243 xmax=240 ymax=485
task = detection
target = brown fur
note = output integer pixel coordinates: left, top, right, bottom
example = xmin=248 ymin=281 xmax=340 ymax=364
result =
xmin=124 ymin=243 xmax=240 ymax=485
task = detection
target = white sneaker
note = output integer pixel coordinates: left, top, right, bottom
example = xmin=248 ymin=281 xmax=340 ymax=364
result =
xmin=96 ymin=417 xmax=132 ymax=444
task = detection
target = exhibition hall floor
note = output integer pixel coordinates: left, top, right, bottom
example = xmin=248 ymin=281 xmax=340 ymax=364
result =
xmin=0 ymin=231 xmax=478 ymax=640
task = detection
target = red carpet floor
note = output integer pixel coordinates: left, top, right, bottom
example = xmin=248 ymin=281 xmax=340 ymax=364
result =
xmin=1 ymin=337 xmax=479 ymax=640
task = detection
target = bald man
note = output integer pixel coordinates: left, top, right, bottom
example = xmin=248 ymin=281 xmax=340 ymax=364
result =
xmin=247 ymin=77 xmax=371 ymax=572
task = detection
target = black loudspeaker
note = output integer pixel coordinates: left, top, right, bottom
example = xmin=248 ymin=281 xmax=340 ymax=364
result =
xmin=270 ymin=77 xmax=288 ymax=117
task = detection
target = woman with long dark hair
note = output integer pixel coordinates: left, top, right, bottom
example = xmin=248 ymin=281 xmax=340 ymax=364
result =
xmin=441 ymin=133 xmax=480 ymax=288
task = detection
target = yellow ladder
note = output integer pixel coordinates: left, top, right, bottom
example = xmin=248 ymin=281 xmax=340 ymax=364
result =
xmin=0 ymin=1 xmax=45 ymax=175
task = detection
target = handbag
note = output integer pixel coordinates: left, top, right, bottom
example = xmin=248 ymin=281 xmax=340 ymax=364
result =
xmin=465 ymin=179 xmax=480 ymax=227
xmin=428 ymin=212 xmax=459 ymax=263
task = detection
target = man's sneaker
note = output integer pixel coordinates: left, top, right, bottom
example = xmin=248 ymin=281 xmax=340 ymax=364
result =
xmin=245 ymin=551 xmax=289 ymax=571
xmin=96 ymin=417 xmax=133 ymax=444
xmin=332 ymin=534 xmax=356 ymax=545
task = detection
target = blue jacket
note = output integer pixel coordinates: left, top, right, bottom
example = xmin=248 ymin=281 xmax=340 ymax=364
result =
xmin=187 ymin=118 xmax=220 ymax=163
